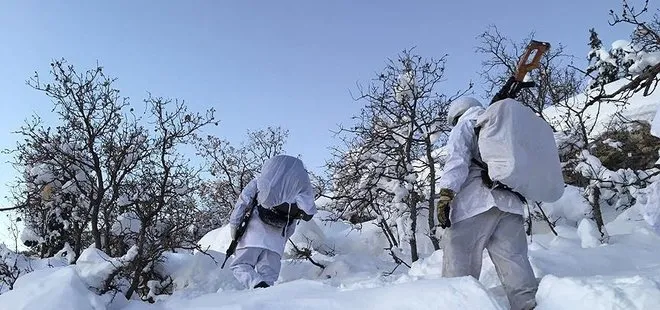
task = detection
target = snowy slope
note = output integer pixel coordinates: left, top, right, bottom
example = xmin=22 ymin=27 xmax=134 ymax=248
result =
xmin=543 ymin=78 xmax=660 ymax=139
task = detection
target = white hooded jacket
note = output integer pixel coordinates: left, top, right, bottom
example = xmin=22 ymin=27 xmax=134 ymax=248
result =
xmin=437 ymin=106 xmax=524 ymax=224
xmin=229 ymin=155 xmax=317 ymax=256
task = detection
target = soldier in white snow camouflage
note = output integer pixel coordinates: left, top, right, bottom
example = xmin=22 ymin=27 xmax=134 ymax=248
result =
xmin=436 ymin=97 xmax=538 ymax=310
xmin=227 ymin=155 xmax=317 ymax=289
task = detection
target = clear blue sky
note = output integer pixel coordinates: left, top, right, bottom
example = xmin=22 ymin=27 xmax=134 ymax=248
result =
xmin=0 ymin=0 xmax=646 ymax=238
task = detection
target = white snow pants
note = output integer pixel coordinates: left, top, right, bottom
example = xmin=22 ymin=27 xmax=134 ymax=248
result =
xmin=442 ymin=207 xmax=537 ymax=310
xmin=230 ymin=247 xmax=282 ymax=289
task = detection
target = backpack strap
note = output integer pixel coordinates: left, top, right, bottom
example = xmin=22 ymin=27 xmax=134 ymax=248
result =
xmin=472 ymin=127 xmax=527 ymax=204
xmin=472 ymin=125 xmax=494 ymax=187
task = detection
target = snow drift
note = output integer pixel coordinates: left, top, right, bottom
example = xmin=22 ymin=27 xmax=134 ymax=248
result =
xmin=4 ymin=200 xmax=660 ymax=310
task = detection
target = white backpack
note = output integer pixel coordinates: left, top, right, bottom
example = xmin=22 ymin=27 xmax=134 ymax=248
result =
xmin=475 ymin=98 xmax=565 ymax=202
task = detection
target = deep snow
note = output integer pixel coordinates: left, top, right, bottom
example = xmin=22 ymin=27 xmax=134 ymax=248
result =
xmin=4 ymin=200 xmax=660 ymax=310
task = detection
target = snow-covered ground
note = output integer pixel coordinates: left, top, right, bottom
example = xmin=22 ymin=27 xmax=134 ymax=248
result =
xmin=3 ymin=201 xmax=660 ymax=310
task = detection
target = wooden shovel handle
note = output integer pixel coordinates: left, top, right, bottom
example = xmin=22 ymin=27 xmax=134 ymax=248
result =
xmin=514 ymin=40 xmax=551 ymax=81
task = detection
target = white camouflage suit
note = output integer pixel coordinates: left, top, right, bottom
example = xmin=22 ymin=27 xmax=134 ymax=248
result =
xmin=438 ymin=100 xmax=538 ymax=310
xmin=228 ymin=155 xmax=317 ymax=289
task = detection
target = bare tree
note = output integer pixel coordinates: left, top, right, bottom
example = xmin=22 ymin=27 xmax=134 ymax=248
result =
xmin=120 ymin=96 xmax=215 ymax=299
xmin=5 ymin=60 xmax=217 ymax=300
xmin=476 ymin=26 xmax=583 ymax=121
xmin=604 ymin=0 xmax=660 ymax=99
xmin=7 ymin=60 xmax=151 ymax=257
xmin=327 ymin=49 xmax=469 ymax=263
xmin=309 ymin=170 xmax=331 ymax=200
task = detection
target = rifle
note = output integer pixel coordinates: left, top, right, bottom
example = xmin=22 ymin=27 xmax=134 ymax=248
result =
xmin=221 ymin=194 xmax=258 ymax=269
xmin=491 ymin=40 xmax=551 ymax=105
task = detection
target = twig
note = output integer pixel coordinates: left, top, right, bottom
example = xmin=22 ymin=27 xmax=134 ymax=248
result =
xmin=386 ymin=247 xmax=411 ymax=269
xmin=0 ymin=206 xmax=24 ymax=212
xmin=536 ymin=202 xmax=558 ymax=236
xmin=525 ymin=202 xmax=533 ymax=237
xmin=288 ymin=239 xmax=325 ymax=269
xmin=383 ymin=263 xmax=403 ymax=276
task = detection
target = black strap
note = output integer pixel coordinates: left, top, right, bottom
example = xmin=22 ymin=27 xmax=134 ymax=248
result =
xmin=473 ymin=159 xmax=526 ymax=203
xmin=472 ymin=128 xmax=526 ymax=203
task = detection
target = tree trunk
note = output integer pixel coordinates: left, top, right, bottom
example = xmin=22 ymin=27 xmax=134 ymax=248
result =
xmin=88 ymin=145 xmax=105 ymax=250
xmin=424 ymin=136 xmax=440 ymax=250
xmin=90 ymin=201 xmax=102 ymax=249
xmin=73 ymin=227 xmax=83 ymax=263
xmin=372 ymin=205 xmax=399 ymax=248
xmin=125 ymin=226 xmax=147 ymax=299
xmin=409 ymin=193 xmax=419 ymax=262
xmin=125 ymin=260 xmax=144 ymax=300
xmin=103 ymin=208 xmax=113 ymax=256
xmin=589 ymin=184 xmax=608 ymax=242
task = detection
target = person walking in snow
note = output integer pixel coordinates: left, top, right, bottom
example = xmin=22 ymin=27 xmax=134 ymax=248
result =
xmin=436 ymin=97 xmax=538 ymax=310
xmin=227 ymin=154 xmax=317 ymax=289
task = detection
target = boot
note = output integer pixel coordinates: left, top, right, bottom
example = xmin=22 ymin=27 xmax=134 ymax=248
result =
xmin=254 ymin=281 xmax=270 ymax=289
